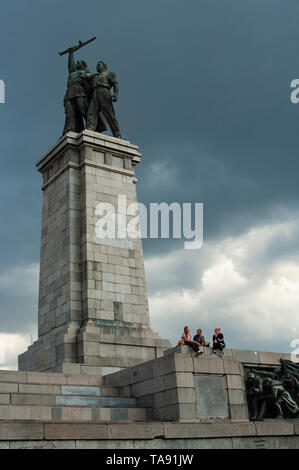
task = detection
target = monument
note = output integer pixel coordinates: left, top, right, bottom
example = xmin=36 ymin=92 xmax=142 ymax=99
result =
xmin=18 ymin=38 xmax=171 ymax=375
xmin=0 ymin=39 xmax=295 ymax=449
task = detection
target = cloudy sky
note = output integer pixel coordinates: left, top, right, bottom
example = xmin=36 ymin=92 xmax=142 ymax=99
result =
xmin=1 ymin=0 xmax=299 ymax=369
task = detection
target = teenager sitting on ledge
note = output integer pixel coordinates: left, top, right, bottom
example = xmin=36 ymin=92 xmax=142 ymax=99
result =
xmin=180 ymin=326 xmax=203 ymax=356
xmin=212 ymin=328 xmax=226 ymax=356
xmin=193 ymin=329 xmax=210 ymax=347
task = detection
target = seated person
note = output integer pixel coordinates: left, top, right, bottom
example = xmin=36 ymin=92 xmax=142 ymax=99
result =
xmin=193 ymin=329 xmax=210 ymax=347
xmin=181 ymin=326 xmax=203 ymax=356
xmin=212 ymin=328 xmax=226 ymax=356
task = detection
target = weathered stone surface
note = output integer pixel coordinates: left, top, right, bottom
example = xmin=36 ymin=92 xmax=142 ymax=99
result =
xmin=226 ymin=375 xmax=244 ymax=390
xmin=232 ymin=436 xmax=299 ymax=449
xmin=27 ymin=372 xmax=67 ymax=385
xmin=0 ymin=383 xmax=18 ymax=393
xmin=19 ymin=383 xmax=61 ymax=394
xmin=61 ymin=385 xmax=101 ymax=396
xmin=0 ymin=394 xmax=10 ymax=404
xmin=232 ymin=350 xmax=260 ymax=364
xmin=194 ymin=375 xmax=229 ymax=419
xmin=11 ymin=394 xmax=56 ymax=406
xmin=77 ymin=439 xmax=131 ymax=449
xmin=133 ymin=437 xmax=234 ymax=449
xmin=109 ymin=423 xmax=163 ymax=440
xmin=223 ymin=358 xmax=242 ymax=375
xmin=255 ymin=421 xmax=295 ymax=436
xmin=165 ymin=372 xmax=194 ymax=389
xmin=211 ymin=422 xmax=256 ymax=437
xmin=0 ymin=422 xmax=43 ymax=440
xmin=44 ymin=423 xmax=108 ymax=440
xmin=258 ymin=351 xmax=283 ymax=365
xmin=0 ymin=371 xmax=27 ymax=383
xmin=193 ymin=357 xmax=224 ymax=374
xmin=228 ymin=389 xmax=246 ymax=405
xmin=163 ymin=423 xmax=213 ymax=439
xmin=230 ymin=404 xmax=249 ymax=420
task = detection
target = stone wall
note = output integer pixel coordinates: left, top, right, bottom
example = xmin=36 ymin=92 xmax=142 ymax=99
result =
xmin=0 ymin=421 xmax=298 ymax=449
xmin=104 ymin=345 xmax=295 ymax=422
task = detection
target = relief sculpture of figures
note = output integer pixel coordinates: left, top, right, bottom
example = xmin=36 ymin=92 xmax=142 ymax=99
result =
xmin=246 ymin=359 xmax=299 ymax=421
xmin=59 ymin=37 xmax=121 ymax=138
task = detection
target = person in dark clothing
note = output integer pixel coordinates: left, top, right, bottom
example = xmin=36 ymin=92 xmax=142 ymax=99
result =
xmin=193 ymin=329 xmax=210 ymax=347
xmin=212 ymin=328 xmax=226 ymax=356
xmin=181 ymin=326 xmax=203 ymax=356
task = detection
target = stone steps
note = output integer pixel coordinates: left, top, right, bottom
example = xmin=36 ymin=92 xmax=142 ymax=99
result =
xmin=7 ymin=393 xmax=136 ymax=408
xmin=0 ymin=404 xmax=152 ymax=422
xmin=0 ymin=370 xmax=103 ymax=386
xmin=0 ymin=369 xmax=153 ymax=423
xmin=0 ymin=382 xmax=120 ymax=397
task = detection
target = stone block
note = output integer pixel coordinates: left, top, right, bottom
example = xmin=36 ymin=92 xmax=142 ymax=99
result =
xmin=258 ymin=351 xmax=284 ymax=365
xmin=27 ymin=372 xmax=67 ymax=385
xmin=133 ymin=437 xmax=233 ymax=449
xmin=193 ymin=357 xmax=224 ymax=374
xmin=163 ymin=423 xmax=213 ymax=439
xmin=173 ymin=354 xmax=194 ymax=373
xmin=101 ymin=366 xmax=123 ymax=377
xmin=0 ymin=383 xmax=18 ymax=393
xmin=232 ymin=435 xmax=299 ymax=449
xmin=76 ymin=439 xmax=135 ymax=449
xmin=0 ymin=422 xmax=43 ymax=440
xmin=232 ymin=350 xmax=260 ymax=364
xmin=165 ymin=372 xmax=194 ymax=390
xmin=0 ymin=394 xmax=10 ymax=404
xmin=226 ymin=374 xmax=244 ymax=390
xmin=228 ymin=389 xmax=246 ymax=405
xmin=155 ymin=404 xmax=179 ymax=421
xmin=194 ymin=375 xmax=229 ymax=419
xmin=177 ymin=403 xmax=197 ymax=419
xmin=223 ymin=358 xmax=242 ymax=375
xmin=230 ymin=404 xmax=249 ymax=420
xmin=255 ymin=421 xmax=295 ymax=436
xmin=61 ymin=385 xmax=101 ymax=396
xmin=19 ymin=383 xmax=61 ymax=395
xmin=129 ymin=362 xmax=154 ymax=384
xmin=109 ymin=423 xmax=163 ymax=440
xmin=177 ymin=388 xmax=196 ymax=404
xmin=211 ymin=422 xmax=256 ymax=437
xmin=132 ymin=376 xmax=166 ymax=397
xmin=0 ymin=371 xmax=27 ymax=383
xmin=60 ymin=363 xmax=82 ymax=375
xmin=11 ymin=394 xmax=56 ymax=406
xmin=44 ymin=423 xmax=108 ymax=440
xmin=110 ymin=407 xmax=128 ymax=421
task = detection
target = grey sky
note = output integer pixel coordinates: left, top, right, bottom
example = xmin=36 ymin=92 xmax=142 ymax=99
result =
xmin=0 ymin=0 xmax=299 ymax=366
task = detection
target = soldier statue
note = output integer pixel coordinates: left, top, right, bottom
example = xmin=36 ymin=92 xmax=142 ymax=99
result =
xmin=86 ymin=60 xmax=121 ymax=138
xmin=59 ymin=39 xmax=96 ymax=134
xmin=58 ymin=38 xmax=121 ymax=138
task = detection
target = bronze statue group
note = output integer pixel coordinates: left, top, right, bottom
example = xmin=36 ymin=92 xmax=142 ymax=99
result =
xmin=60 ymin=38 xmax=121 ymax=138
xmin=180 ymin=326 xmax=226 ymax=357
xmin=246 ymin=360 xmax=299 ymax=421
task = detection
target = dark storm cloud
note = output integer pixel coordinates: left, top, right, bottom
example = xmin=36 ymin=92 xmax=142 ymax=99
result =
xmin=1 ymin=0 xmax=299 ymax=342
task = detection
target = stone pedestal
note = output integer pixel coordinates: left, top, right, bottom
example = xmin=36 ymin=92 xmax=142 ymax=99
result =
xmin=19 ymin=130 xmax=171 ymax=374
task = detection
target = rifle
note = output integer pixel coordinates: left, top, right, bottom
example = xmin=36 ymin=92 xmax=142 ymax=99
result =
xmin=58 ymin=37 xmax=96 ymax=56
